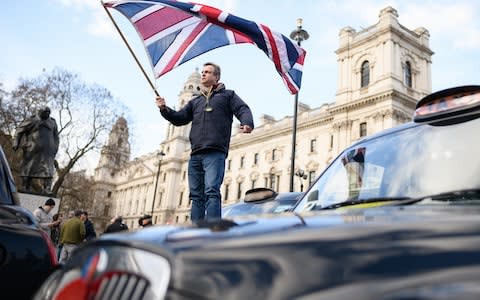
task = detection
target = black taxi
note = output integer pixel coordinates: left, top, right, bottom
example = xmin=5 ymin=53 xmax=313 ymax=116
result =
xmin=0 ymin=145 xmax=58 ymax=300
xmin=34 ymin=86 xmax=480 ymax=300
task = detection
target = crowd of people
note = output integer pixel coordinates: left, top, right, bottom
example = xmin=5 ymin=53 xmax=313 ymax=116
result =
xmin=33 ymin=198 xmax=153 ymax=265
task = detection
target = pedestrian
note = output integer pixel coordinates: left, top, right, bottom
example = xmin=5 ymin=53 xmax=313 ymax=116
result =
xmin=103 ymin=216 xmax=129 ymax=234
xmin=58 ymin=209 xmax=85 ymax=264
xmin=33 ymin=198 xmax=60 ymax=239
xmin=80 ymin=211 xmax=97 ymax=241
xmin=50 ymin=212 xmax=63 ymax=258
xmin=156 ymin=62 xmax=254 ymax=222
xmin=138 ymin=214 xmax=153 ymax=228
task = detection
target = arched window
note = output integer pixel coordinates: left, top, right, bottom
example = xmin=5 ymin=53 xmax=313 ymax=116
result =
xmin=404 ymin=61 xmax=412 ymax=88
xmin=361 ymin=61 xmax=370 ymax=88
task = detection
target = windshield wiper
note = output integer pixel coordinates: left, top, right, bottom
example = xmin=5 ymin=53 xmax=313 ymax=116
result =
xmin=424 ymin=189 xmax=480 ymax=201
xmin=314 ymin=189 xmax=480 ymax=210
xmin=315 ymin=196 xmax=418 ymax=210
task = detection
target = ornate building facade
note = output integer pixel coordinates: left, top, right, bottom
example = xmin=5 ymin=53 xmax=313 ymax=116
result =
xmin=91 ymin=7 xmax=433 ymax=230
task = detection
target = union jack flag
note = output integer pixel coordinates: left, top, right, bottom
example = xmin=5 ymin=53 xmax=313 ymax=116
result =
xmin=103 ymin=0 xmax=307 ymax=94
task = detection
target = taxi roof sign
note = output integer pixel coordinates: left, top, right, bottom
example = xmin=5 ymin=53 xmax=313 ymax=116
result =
xmin=414 ymin=85 xmax=480 ymax=122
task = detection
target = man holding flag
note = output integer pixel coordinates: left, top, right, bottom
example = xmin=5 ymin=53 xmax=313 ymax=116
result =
xmin=102 ymin=0 xmax=307 ymax=221
xmin=156 ymin=62 xmax=254 ymax=221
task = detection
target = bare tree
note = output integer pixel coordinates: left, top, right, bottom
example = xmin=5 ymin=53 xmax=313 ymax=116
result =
xmin=58 ymin=170 xmax=95 ymax=215
xmin=0 ymin=68 xmax=129 ymax=195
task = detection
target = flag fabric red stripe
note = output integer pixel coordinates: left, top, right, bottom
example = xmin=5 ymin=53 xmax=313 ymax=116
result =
xmin=136 ymin=7 xmax=191 ymax=40
xmin=160 ymin=21 xmax=209 ymax=76
xmin=261 ymin=24 xmax=282 ymax=75
xmin=233 ymin=31 xmax=252 ymax=44
xmin=282 ymin=74 xmax=298 ymax=94
xmin=197 ymin=4 xmax=223 ymax=21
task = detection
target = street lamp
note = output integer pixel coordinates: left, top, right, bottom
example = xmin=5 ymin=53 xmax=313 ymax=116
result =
xmin=295 ymin=169 xmax=308 ymax=192
xmin=289 ymin=18 xmax=309 ymax=192
xmin=151 ymin=150 xmax=166 ymax=216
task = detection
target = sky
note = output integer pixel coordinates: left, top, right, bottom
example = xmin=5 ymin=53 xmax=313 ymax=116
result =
xmin=1 ymin=0 xmax=479 ymax=169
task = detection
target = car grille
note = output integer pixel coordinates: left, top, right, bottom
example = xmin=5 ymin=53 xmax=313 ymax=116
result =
xmin=92 ymin=272 xmax=149 ymax=300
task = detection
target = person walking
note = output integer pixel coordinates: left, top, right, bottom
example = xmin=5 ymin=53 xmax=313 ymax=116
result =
xmin=156 ymin=62 xmax=254 ymax=222
xmin=80 ymin=211 xmax=97 ymax=241
xmin=138 ymin=214 xmax=153 ymax=228
xmin=103 ymin=216 xmax=129 ymax=234
xmin=50 ymin=212 xmax=63 ymax=259
xmin=58 ymin=210 xmax=85 ymax=264
xmin=33 ymin=198 xmax=60 ymax=239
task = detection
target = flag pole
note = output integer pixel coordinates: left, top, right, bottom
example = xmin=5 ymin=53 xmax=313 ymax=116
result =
xmin=101 ymin=1 xmax=160 ymax=97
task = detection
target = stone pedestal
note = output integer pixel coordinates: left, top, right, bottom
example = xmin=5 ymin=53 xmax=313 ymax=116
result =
xmin=17 ymin=192 xmax=61 ymax=215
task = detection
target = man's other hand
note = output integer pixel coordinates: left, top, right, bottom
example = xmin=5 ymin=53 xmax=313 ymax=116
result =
xmin=239 ymin=125 xmax=253 ymax=133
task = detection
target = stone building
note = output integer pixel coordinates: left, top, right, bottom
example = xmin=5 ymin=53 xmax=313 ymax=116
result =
xmin=91 ymin=7 xmax=433 ymax=230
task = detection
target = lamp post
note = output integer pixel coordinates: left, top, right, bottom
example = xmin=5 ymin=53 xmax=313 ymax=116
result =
xmin=289 ymin=18 xmax=309 ymax=192
xmin=151 ymin=150 xmax=166 ymax=216
xmin=295 ymin=169 xmax=308 ymax=192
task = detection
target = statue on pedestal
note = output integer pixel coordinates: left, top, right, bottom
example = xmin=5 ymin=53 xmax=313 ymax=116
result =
xmin=13 ymin=107 xmax=59 ymax=195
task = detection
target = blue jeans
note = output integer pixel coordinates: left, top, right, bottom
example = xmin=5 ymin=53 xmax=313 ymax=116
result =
xmin=188 ymin=151 xmax=226 ymax=221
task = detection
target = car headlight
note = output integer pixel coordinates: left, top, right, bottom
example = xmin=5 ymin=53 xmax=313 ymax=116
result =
xmin=34 ymin=247 xmax=171 ymax=300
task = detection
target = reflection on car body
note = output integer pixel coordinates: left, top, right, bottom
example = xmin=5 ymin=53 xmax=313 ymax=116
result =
xmin=222 ymin=187 xmax=303 ymax=218
xmin=34 ymin=86 xmax=480 ymax=300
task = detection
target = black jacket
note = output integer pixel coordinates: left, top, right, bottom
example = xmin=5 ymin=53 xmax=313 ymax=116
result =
xmin=84 ymin=219 xmax=97 ymax=241
xmin=104 ymin=220 xmax=128 ymax=234
xmin=160 ymin=84 xmax=254 ymax=155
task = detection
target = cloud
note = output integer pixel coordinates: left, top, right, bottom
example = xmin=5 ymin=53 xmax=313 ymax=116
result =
xmin=399 ymin=2 xmax=480 ymax=50
xmin=57 ymin=0 xmax=99 ymax=9
xmin=53 ymin=0 xmax=116 ymax=37
xmin=88 ymin=10 xmax=117 ymax=37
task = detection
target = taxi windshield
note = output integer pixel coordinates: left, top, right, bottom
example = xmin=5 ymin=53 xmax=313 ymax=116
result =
xmin=294 ymin=116 xmax=480 ymax=212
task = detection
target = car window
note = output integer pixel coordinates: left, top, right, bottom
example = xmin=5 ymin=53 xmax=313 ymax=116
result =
xmin=295 ymin=117 xmax=480 ymax=212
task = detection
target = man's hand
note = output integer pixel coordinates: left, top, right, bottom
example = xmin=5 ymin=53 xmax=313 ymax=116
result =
xmin=155 ymin=96 xmax=166 ymax=111
xmin=239 ymin=125 xmax=253 ymax=133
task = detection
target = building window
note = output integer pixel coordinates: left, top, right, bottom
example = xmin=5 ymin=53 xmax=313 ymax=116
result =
xmin=404 ymin=61 xmax=412 ymax=88
xmin=107 ymin=191 xmax=112 ymax=198
xmin=178 ymin=192 xmax=183 ymax=207
xmin=237 ymin=182 xmax=243 ymax=199
xmin=310 ymin=139 xmax=317 ymax=153
xmin=360 ymin=122 xmax=367 ymax=137
xmin=269 ymin=174 xmax=276 ymax=190
xmin=254 ymin=153 xmax=259 ymax=165
xmin=224 ymin=184 xmax=230 ymax=202
xmin=309 ymin=171 xmax=316 ymax=186
xmin=182 ymin=171 xmax=186 ymax=180
xmin=330 ymin=135 xmax=334 ymax=148
xmin=157 ymin=192 xmax=163 ymax=207
xmin=240 ymin=156 xmax=245 ymax=168
xmin=103 ymin=205 xmax=110 ymax=216
xmin=251 ymin=179 xmax=256 ymax=189
xmin=264 ymin=177 xmax=268 ymax=187
xmin=227 ymin=159 xmax=231 ymax=171
xmin=162 ymin=172 xmax=166 ymax=182
xmin=272 ymin=149 xmax=277 ymax=161
xmin=361 ymin=60 xmax=370 ymax=88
